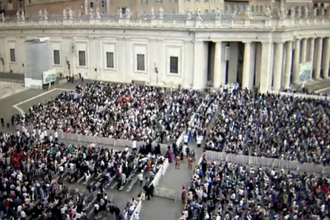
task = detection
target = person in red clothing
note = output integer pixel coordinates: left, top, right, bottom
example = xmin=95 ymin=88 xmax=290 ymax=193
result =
xmin=321 ymin=183 xmax=329 ymax=195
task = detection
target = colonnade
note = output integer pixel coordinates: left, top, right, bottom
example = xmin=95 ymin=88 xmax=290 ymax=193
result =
xmin=213 ymin=37 xmax=330 ymax=93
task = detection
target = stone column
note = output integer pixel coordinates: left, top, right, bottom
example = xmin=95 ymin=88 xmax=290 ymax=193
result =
xmin=213 ymin=42 xmax=226 ymax=88
xmin=314 ymin=38 xmax=323 ymax=80
xmin=242 ymin=41 xmax=252 ymax=89
xmin=301 ymin=38 xmax=307 ymax=63
xmin=273 ymin=42 xmax=284 ymax=91
xmin=284 ymin=41 xmax=293 ymax=89
xmin=259 ymin=42 xmax=274 ymax=93
xmin=292 ymin=39 xmax=301 ymax=84
xmin=193 ymin=41 xmax=208 ymax=89
xmin=322 ymin=37 xmax=330 ymax=79
xmin=309 ymin=38 xmax=315 ymax=79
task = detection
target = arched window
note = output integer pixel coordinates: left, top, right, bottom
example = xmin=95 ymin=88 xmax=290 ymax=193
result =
xmin=90 ymin=2 xmax=93 ymax=8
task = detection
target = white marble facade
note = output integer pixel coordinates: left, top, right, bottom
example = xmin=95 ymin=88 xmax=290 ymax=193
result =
xmin=0 ymin=14 xmax=330 ymax=93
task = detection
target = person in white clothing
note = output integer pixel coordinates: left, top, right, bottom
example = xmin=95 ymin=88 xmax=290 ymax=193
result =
xmin=133 ymin=211 xmax=139 ymax=220
xmin=132 ymin=140 xmax=137 ymax=152
xmin=136 ymin=170 xmax=144 ymax=187
xmin=197 ymin=135 xmax=203 ymax=148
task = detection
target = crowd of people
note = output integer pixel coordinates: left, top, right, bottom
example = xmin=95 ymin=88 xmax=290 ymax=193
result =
xmin=180 ymin=158 xmax=330 ymax=220
xmin=0 ymin=128 xmax=156 ymax=220
xmin=17 ymin=82 xmax=203 ymax=143
xmin=204 ymin=87 xmax=330 ymax=166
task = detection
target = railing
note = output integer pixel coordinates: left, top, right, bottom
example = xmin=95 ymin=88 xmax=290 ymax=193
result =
xmin=16 ymin=125 xmax=169 ymax=152
xmin=205 ymin=151 xmax=330 ymax=174
xmin=129 ymin=200 xmax=142 ymax=220
xmin=149 ymin=158 xmax=169 ymax=187
xmin=0 ymin=16 xmax=329 ymax=29
xmin=0 ymin=78 xmax=24 ymax=85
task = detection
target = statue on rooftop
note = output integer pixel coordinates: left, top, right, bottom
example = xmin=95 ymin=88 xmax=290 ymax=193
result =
xmin=39 ymin=9 xmax=43 ymax=20
xmin=118 ymin=8 xmax=123 ymax=19
xmin=216 ymin=7 xmax=222 ymax=19
xmin=69 ymin=8 xmax=73 ymax=19
xmin=21 ymin=11 xmax=25 ymax=21
xmin=297 ymin=6 xmax=302 ymax=18
xmin=290 ymin=7 xmax=295 ymax=19
xmin=96 ymin=7 xmax=101 ymax=19
xmin=89 ymin=8 xmax=94 ymax=19
xmin=151 ymin=7 xmax=155 ymax=19
xmin=16 ymin=11 xmax=20 ymax=21
xmin=159 ymin=7 xmax=164 ymax=19
xmin=265 ymin=6 xmax=272 ymax=18
xmin=44 ymin=9 xmax=48 ymax=20
xmin=196 ymin=8 xmax=202 ymax=20
xmin=1 ymin=13 xmax=5 ymax=22
xmin=187 ymin=9 xmax=192 ymax=20
xmin=321 ymin=8 xmax=325 ymax=16
xmin=304 ymin=6 xmax=309 ymax=18
xmin=126 ymin=7 xmax=131 ymax=19
xmin=313 ymin=8 xmax=318 ymax=17
xmin=277 ymin=4 xmax=287 ymax=19
xmin=63 ymin=9 xmax=67 ymax=20
xmin=245 ymin=6 xmax=251 ymax=19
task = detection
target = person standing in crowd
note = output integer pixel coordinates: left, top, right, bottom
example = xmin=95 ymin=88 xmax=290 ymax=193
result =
xmin=188 ymin=156 xmax=193 ymax=170
xmin=175 ymin=153 xmax=181 ymax=169
xmin=1 ymin=117 xmax=4 ymax=127
xmin=136 ymin=170 xmax=144 ymax=187
xmin=181 ymin=185 xmax=187 ymax=205
xmin=132 ymin=139 xmax=137 ymax=152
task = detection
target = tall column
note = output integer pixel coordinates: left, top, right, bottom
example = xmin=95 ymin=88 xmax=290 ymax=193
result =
xmin=309 ymin=38 xmax=315 ymax=79
xmin=259 ymin=42 xmax=274 ymax=93
xmin=322 ymin=37 xmax=330 ymax=79
xmin=85 ymin=0 xmax=88 ymax=14
xmin=254 ymin=43 xmax=262 ymax=87
xmin=292 ymin=39 xmax=301 ymax=84
xmin=301 ymin=38 xmax=307 ymax=63
xmin=284 ymin=41 xmax=293 ymax=89
xmin=193 ymin=41 xmax=208 ymax=89
xmin=315 ymin=38 xmax=323 ymax=80
xmin=242 ymin=42 xmax=253 ymax=89
xmin=213 ymin=42 xmax=226 ymax=88
xmin=273 ymin=42 xmax=284 ymax=91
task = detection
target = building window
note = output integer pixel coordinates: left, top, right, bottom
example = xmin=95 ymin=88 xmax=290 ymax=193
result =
xmin=137 ymin=54 xmax=145 ymax=71
xmin=106 ymin=52 xmax=114 ymax=68
xmin=79 ymin=51 xmax=86 ymax=66
xmin=0 ymin=2 xmax=2 ymax=10
xmin=90 ymin=2 xmax=93 ymax=8
xmin=53 ymin=50 xmax=60 ymax=65
xmin=10 ymin=49 xmax=16 ymax=62
xmin=170 ymin=56 xmax=178 ymax=74
xmin=156 ymin=0 xmax=162 ymax=3
xmin=205 ymin=9 xmax=208 ymax=13
xmin=141 ymin=0 xmax=148 ymax=4
xmin=204 ymin=0 xmax=208 ymax=2
xmin=18 ymin=0 xmax=23 ymax=8
xmin=101 ymin=0 xmax=105 ymax=7
xmin=28 ymin=0 xmax=31 ymax=4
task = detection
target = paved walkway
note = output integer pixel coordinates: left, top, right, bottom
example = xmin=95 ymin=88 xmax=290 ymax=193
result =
xmin=0 ymin=82 xmax=29 ymax=100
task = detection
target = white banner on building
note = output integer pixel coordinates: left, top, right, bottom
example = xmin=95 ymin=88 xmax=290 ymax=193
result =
xmin=299 ymin=61 xmax=312 ymax=83
xmin=43 ymin=68 xmax=56 ymax=84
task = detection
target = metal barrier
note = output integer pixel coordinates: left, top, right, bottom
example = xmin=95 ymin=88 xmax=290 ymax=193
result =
xmin=205 ymin=151 xmax=330 ymax=175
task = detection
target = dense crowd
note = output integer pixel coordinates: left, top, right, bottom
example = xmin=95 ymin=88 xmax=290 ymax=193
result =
xmin=17 ymin=83 xmax=203 ymax=142
xmin=204 ymin=88 xmax=330 ymax=166
xmin=180 ymin=158 xmax=330 ymax=220
xmin=0 ymin=129 xmax=155 ymax=220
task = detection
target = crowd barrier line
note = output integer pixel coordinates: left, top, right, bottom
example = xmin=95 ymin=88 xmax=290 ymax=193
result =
xmin=205 ymin=151 xmax=330 ymax=174
xmin=129 ymin=200 xmax=143 ymax=220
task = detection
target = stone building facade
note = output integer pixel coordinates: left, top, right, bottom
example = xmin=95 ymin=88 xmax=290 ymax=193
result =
xmin=0 ymin=4 xmax=330 ymax=93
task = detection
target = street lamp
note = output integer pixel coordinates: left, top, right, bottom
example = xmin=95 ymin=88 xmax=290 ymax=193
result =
xmin=66 ymin=56 xmax=71 ymax=77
